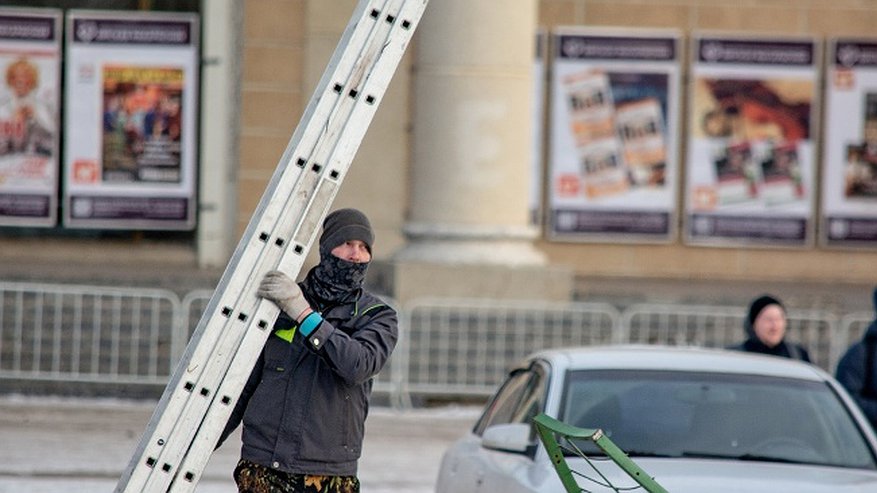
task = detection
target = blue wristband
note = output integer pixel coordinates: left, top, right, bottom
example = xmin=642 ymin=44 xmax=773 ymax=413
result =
xmin=299 ymin=312 xmax=322 ymax=337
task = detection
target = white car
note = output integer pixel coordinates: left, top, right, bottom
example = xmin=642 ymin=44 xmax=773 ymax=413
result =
xmin=435 ymin=345 xmax=877 ymax=493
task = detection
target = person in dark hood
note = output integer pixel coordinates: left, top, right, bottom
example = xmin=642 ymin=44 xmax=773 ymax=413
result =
xmin=218 ymin=208 xmax=398 ymax=493
xmin=836 ymin=287 xmax=877 ymax=430
xmin=729 ymin=294 xmax=811 ymax=362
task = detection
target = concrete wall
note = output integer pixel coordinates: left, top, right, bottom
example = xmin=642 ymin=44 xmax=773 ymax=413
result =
xmin=237 ymin=0 xmax=307 ymax=239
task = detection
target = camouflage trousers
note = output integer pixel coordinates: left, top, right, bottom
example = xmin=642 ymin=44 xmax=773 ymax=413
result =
xmin=233 ymin=459 xmax=360 ymax=493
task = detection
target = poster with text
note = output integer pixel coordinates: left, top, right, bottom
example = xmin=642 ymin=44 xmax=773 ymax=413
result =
xmin=548 ymin=28 xmax=681 ymax=242
xmin=0 ymin=8 xmax=61 ymax=227
xmin=63 ymin=10 xmax=199 ymax=230
xmin=821 ymin=38 xmax=877 ymax=247
xmin=685 ymin=34 xmax=819 ymax=247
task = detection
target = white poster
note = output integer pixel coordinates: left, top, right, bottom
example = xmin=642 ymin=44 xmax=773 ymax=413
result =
xmin=63 ymin=10 xmax=199 ymax=230
xmin=548 ymin=28 xmax=681 ymax=242
xmin=685 ymin=33 xmax=819 ymax=247
xmin=0 ymin=8 xmax=61 ymax=227
xmin=822 ymin=38 xmax=877 ymax=247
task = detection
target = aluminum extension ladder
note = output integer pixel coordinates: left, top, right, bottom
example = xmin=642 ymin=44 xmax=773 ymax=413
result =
xmin=115 ymin=1 xmax=429 ymax=491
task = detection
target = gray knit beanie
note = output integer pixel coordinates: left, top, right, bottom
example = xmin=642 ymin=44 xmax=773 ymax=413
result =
xmin=319 ymin=208 xmax=374 ymax=254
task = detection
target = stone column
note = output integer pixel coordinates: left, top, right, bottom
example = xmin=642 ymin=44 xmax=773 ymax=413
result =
xmin=197 ymin=0 xmax=242 ymax=268
xmin=390 ymin=0 xmax=572 ymax=302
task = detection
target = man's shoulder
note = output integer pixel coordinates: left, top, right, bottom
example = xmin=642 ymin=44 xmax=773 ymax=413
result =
xmin=358 ymin=290 xmax=396 ymax=314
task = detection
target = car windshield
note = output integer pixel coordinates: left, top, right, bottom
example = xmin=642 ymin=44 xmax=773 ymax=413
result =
xmin=559 ymin=369 xmax=877 ymax=469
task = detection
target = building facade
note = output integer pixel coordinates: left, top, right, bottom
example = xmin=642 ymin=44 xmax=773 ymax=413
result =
xmin=1 ymin=0 xmax=876 ymax=303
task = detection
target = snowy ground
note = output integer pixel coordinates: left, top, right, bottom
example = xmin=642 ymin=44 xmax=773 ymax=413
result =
xmin=0 ymin=395 xmax=481 ymax=493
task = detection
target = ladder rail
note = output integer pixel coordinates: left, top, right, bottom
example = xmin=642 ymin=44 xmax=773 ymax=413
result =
xmin=115 ymin=0 xmax=429 ymax=491
xmin=169 ymin=179 xmax=338 ymax=490
xmin=138 ymin=191 xmax=308 ymax=492
xmin=171 ymin=4 xmax=430 ymax=484
xmin=125 ymin=141 xmax=314 ymax=490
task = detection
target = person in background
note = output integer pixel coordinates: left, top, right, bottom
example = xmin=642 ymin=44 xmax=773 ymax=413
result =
xmin=836 ymin=287 xmax=877 ymax=430
xmin=729 ymin=294 xmax=811 ymax=362
xmin=218 ymin=208 xmax=398 ymax=493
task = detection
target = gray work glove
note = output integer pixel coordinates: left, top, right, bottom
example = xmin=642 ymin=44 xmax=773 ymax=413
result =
xmin=257 ymin=270 xmax=311 ymax=320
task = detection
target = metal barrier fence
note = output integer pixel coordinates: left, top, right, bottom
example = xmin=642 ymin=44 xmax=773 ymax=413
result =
xmin=0 ymin=282 xmax=180 ymax=385
xmin=621 ymin=304 xmax=840 ymax=371
xmin=399 ymin=298 xmax=621 ymax=401
xmin=0 ymin=280 xmax=873 ymax=407
xmin=178 ymin=289 xmax=214 ymax=365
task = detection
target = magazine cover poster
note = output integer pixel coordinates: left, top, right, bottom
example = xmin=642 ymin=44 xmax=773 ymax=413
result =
xmin=685 ymin=34 xmax=818 ymax=247
xmin=821 ymin=38 xmax=877 ymax=247
xmin=102 ymin=66 xmax=183 ymax=184
xmin=0 ymin=8 xmax=61 ymax=227
xmin=548 ymin=28 xmax=681 ymax=242
xmin=616 ymin=96 xmax=667 ymax=187
xmin=578 ymin=137 xmax=629 ymax=198
xmin=712 ymin=141 xmax=759 ymax=206
xmin=562 ymin=69 xmax=616 ymax=147
xmin=63 ymin=11 xmax=198 ymax=230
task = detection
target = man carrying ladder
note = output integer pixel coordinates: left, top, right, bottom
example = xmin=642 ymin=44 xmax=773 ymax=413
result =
xmin=115 ymin=1 xmax=428 ymax=491
xmin=218 ymin=208 xmax=397 ymax=493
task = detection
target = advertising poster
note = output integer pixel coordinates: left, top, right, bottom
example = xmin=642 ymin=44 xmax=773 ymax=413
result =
xmin=822 ymin=38 xmax=877 ymax=247
xmin=0 ymin=8 xmax=61 ymax=227
xmin=685 ymin=34 xmax=819 ymax=247
xmin=548 ymin=28 xmax=681 ymax=242
xmin=64 ymin=11 xmax=199 ymax=230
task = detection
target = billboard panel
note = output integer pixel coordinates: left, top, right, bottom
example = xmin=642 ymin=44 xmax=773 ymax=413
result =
xmin=63 ymin=10 xmax=199 ymax=230
xmin=684 ymin=33 xmax=819 ymax=247
xmin=547 ymin=28 xmax=682 ymax=243
xmin=0 ymin=8 xmax=62 ymax=227
xmin=821 ymin=38 xmax=877 ymax=247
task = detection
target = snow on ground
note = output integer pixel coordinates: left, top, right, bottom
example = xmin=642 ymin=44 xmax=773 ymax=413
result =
xmin=0 ymin=394 xmax=481 ymax=492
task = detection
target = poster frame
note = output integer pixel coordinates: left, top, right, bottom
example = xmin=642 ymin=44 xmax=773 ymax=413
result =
xmin=0 ymin=7 xmax=62 ymax=228
xmin=545 ymin=26 xmax=683 ymax=245
xmin=820 ymin=36 xmax=877 ymax=249
xmin=683 ymin=30 xmax=822 ymax=249
xmin=62 ymin=9 xmax=200 ymax=231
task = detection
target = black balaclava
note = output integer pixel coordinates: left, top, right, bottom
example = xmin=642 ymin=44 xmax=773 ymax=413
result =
xmin=303 ymin=208 xmax=374 ymax=308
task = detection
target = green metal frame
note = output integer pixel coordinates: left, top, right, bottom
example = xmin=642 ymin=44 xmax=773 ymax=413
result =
xmin=533 ymin=413 xmax=669 ymax=493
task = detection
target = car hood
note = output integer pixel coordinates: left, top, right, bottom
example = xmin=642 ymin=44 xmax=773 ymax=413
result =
xmin=570 ymin=457 xmax=877 ymax=492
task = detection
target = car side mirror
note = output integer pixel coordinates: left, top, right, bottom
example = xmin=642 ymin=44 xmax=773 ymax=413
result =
xmin=481 ymin=423 xmax=536 ymax=455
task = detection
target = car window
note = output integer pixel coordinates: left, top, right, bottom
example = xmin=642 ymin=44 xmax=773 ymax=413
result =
xmin=559 ymin=369 xmax=877 ymax=469
xmin=473 ymin=362 xmax=547 ymax=436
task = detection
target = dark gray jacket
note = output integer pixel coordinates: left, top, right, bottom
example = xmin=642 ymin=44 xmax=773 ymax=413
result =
xmin=219 ymin=288 xmax=397 ymax=476
xmin=836 ymin=288 xmax=877 ymax=430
